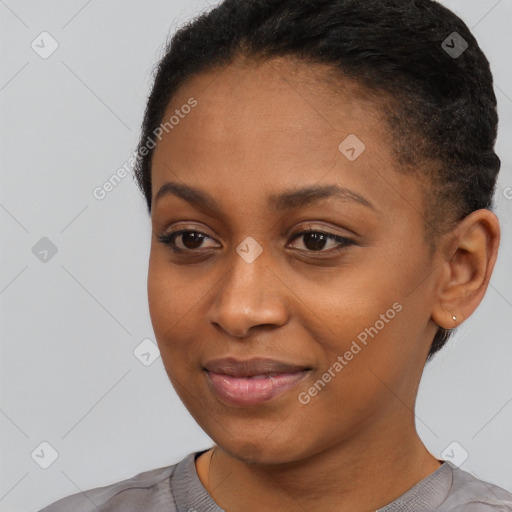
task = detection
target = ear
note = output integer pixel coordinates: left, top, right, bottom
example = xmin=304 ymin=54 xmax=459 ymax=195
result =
xmin=431 ymin=209 xmax=500 ymax=329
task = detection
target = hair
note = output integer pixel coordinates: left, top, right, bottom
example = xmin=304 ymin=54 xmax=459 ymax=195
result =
xmin=133 ymin=0 xmax=500 ymax=360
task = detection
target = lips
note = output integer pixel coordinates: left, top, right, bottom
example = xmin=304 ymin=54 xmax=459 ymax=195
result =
xmin=203 ymin=357 xmax=311 ymax=407
xmin=204 ymin=357 xmax=309 ymax=377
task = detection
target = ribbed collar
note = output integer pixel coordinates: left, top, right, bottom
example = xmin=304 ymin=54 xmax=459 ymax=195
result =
xmin=377 ymin=462 xmax=453 ymax=511
xmin=170 ymin=450 xmax=224 ymax=511
xmin=170 ymin=451 xmax=453 ymax=511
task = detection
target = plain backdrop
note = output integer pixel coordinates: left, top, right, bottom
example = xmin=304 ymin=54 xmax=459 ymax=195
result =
xmin=0 ymin=0 xmax=511 ymax=510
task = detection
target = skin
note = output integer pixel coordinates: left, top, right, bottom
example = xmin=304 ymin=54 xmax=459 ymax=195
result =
xmin=147 ymin=56 xmax=500 ymax=511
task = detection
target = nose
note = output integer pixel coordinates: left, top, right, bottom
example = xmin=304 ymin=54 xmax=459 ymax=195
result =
xmin=206 ymin=245 xmax=289 ymax=338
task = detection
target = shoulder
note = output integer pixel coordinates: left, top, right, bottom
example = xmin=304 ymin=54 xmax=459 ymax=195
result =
xmin=37 ymin=463 xmax=177 ymax=512
xmin=439 ymin=464 xmax=512 ymax=512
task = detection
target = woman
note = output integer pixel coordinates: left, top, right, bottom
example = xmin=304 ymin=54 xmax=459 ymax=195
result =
xmin=40 ymin=0 xmax=512 ymax=510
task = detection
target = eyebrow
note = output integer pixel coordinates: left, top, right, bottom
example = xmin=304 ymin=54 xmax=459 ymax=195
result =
xmin=154 ymin=181 xmax=377 ymax=213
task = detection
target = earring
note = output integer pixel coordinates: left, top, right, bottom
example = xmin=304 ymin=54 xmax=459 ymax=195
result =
xmin=452 ymin=315 xmax=457 ymax=321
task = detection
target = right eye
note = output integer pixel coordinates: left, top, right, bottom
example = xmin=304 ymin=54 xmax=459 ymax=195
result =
xmin=157 ymin=229 xmax=221 ymax=253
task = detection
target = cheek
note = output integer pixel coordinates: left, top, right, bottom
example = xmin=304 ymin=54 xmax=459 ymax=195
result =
xmin=310 ymin=287 xmax=430 ymax=428
xmin=290 ymin=265 xmax=420 ymax=402
xmin=147 ymin=250 xmax=191 ymax=353
xmin=147 ymin=252 xmax=173 ymax=336
xmin=147 ymin=248 xmax=213 ymax=371
xmin=291 ymin=309 xmax=411 ymax=442
xmin=293 ymin=266 xmax=400 ymax=351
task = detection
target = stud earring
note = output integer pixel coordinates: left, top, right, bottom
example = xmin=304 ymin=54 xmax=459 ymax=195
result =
xmin=452 ymin=315 xmax=457 ymax=321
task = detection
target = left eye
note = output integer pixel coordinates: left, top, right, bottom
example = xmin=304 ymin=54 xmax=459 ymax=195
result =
xmin=158 ymin=229 xmax=354 ymax=253
xmin=288 ymin=230 xmax=354 ymax=252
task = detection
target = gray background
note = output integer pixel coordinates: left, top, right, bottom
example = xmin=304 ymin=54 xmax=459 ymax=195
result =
xmin=0 ymin=0 xmax=511 ymax=510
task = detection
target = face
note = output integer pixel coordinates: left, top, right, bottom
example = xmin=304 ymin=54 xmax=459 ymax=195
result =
xmin=148 ymin=57 xmax=441 ymax=464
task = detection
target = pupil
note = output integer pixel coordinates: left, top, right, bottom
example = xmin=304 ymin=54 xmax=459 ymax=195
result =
xmin=304 ymin=232 xmax=326 ymax=251
xmin=183 ymin=232 xmax=204 ymax=249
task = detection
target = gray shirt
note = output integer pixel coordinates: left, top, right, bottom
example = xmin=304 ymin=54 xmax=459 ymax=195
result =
xmin=38 ymin=450 xmax=512 ymax=511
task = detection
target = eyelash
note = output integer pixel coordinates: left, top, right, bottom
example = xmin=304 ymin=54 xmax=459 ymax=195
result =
xmin=156 ymin=228 xmax=355 ymax=255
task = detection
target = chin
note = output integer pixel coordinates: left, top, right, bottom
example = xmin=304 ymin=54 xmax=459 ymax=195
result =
xmin=210 ymin=431 xmax=315 ymax=466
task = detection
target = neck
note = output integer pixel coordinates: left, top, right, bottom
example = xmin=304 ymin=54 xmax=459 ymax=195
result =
xmin=197 ymin=418 xmax=441 ymax=511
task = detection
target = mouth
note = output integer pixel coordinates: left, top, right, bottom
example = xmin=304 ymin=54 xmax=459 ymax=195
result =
xmin=203 ymin=357 xmax=312 ymax=407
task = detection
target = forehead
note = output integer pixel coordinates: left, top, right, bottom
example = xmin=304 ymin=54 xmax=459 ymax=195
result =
xmin=151 ymin=56 xmax=425 ymax=221
xmin=158 ymin=56 xmax=382 ymax=147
